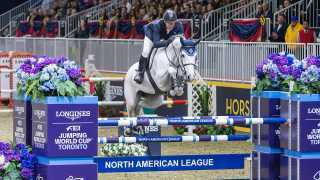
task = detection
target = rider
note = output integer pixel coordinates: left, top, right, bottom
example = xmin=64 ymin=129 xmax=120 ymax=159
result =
xmin=134 ymin=9 xmax=184 ymax=84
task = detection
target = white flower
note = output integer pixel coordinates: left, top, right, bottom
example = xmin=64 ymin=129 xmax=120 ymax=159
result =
xmin=3 ymin=162 xmax=9 ymax=169
xmin=279 ymin=51 xmax=286 ymax=56
xmin=101 ymin=143 xmax=148 ymax=157
xmin=38 ymin=58 xmax=45 ymax=63
xmin=0 ymin=154 xmax=5 ymax=166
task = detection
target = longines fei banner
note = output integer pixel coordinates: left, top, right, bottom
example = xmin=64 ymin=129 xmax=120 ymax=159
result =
xmin=216 ymin=87 xmax=250 ymax=116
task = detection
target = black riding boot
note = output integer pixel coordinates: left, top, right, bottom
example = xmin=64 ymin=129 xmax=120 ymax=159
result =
xmin=134 ymin=56 xmax=147 ymax=84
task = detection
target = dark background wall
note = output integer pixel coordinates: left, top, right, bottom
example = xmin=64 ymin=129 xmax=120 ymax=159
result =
xmin=0 ymin=0 xmax=28 ymax=14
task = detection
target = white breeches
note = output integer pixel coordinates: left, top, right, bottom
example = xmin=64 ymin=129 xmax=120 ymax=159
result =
xmin=141 ymin=36 xmax=154 ymax=58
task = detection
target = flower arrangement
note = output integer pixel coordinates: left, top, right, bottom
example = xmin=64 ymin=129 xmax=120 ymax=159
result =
xmin=0 ymin=142 xmax=37 ymax=179
xmin=101 ymin=143 xmax=148 ymax=157
xmin=16 ymin=56 xmax=86 ymax=99
xmin=290 ymin=56 xmax=320 ymax=94
xmin=255 ymin=52 xmax=296 ymax=91
xmin=255 ymin=52 xmax=320 ymax=94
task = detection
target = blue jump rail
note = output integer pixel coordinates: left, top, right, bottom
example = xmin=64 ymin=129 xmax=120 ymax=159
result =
xmin=98 ymin=116 xmax=287 ymax=127
xmin=98 ymin=134 xmax=250 ymax=144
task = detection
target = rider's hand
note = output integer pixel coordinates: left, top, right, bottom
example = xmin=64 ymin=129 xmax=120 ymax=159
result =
xmin=168 ymin=36 xmax=175 ymax=43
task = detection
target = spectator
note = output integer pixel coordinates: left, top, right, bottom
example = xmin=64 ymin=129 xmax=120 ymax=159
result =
xmin=27 ymin=9 xmax=37 ymax=23
xmin=183 ymin=4 xmax=193 ymax=19
xmin=285 ymin=16 xmax=303 ymax=44
xmin=211 ymin=0 xmax=221 ymax=10
xmin=193 ymin=3 xmax=203 ymax=39
xmin=272 ymin=14 xmax=287 ymax=42
xmin=112 ymin=8 xmax=121 ymax=20
xmin=34 ymin=9 xmax=44 ymax=21
xmin=298 ymin=20 xmax=317 ymax=44
xmin=282 ymin=0 xmax=293 ymax=21
xmin=207 ymin=3 xmax=214 ymax=12
xmin=262 ymin=3 xmax=272 ymax=20
xmin=269 ymin=32 xmax=282 ymax=42
xmin=41 ymin=0 xmax=54 ymax=11
xmin=124 ymin=0 xmax=132 ymax=13
xmin=201 ymin=5 xmax=207 ymax=14
xmin=99 ymin=10 xmax=108 ymax=37
xmin=75 ymin=18 xmax=89 ymax=38
xmin=256 ymin=4 xmax=263 ymax=18
xmin=139 ymin=8 xmax=149 ymax=21
xmin=158 ymin=6 xmax=166 ymax=18
xmin=151 ymin=8 xmax=159 ymax=20
xmin=120 ymin=7 xmax=129 ymax=20
xmin=283 ymin=0 xmax=290 ymax=8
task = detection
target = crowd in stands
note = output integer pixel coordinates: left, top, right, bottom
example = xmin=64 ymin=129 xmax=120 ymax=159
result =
xmin=39 ymin=0 xmax=110 ymax=19
xmin=15 ymin=0 xmax=318 ymax=43
xmin=74 ymin=0 xmax=242 ymax=38
xmin=16 ymin=0 xmax=240 ymax=38
xmin=254 ymin=0 xmax=317 ymax=44
xmin=15 ymin=0 xmax=111 ymax=37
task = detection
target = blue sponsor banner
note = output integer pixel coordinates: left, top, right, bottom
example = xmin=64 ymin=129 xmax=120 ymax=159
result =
xmin=95 ymin=154 xmax=250 ymax=173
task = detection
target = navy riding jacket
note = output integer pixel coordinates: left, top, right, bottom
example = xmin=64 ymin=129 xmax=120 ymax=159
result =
xmin=144 ymin=19 xmax=184 ymax=47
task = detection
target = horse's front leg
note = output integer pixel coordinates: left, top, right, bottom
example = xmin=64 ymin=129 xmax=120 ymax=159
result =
xmin=168 ymin=68 xmax=184 ymax=96
xmin=168 ymin=66 xmax=179 ymax=96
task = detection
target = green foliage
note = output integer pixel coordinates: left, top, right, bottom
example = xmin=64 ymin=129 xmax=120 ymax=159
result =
xmin=93 ymin=81 xmax=106 ymax=101
xmin=197 ymin=86 xmax=210 ymax=116
xmin=23 ymin=75 xmax=86 ymax=100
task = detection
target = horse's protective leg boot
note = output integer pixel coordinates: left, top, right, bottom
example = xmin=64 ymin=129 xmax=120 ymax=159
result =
xmin=134 ymin=56 xmax=147 ymax=84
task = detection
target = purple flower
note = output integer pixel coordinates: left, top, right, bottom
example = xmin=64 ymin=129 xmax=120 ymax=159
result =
xmin=21 ymin=167 xmax=33 ymax=178
xmin=306 ymin=56 xmax=320 ymax=67
xmin=75 ymin=79 xmax=82 ymax=86
xmin=0 ymin=142 xmax=10 ymax=152
xmin=291 ymin=68 xmax=302 ymax=79
xmin=57 ymin=56 xmax=68 ymax=65
xmin=278 ymin=56 xmax=288 ymax=66
xmin=15 ymin=144 xmax=27 ymax=151
xmin=269 ymin=71 xmax=277 ymax=80
xmin=67 ymin=68 xmax=81 ymax=79
xmin=256 ymin=64 xmax=264 ymax=78
xmin=278 ymin=65 xmax=290 ymax=75
xmin=31 ymin=58 xmax=56 ymax=74
xmin=268 ymin=53 xmax=277 ymax=60
xmin=20 ymin=63 xmax=33 ymax=74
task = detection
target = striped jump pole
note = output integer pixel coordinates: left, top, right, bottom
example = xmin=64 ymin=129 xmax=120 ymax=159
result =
xmin=81 ymin=77 xmax=125 ymax=94
xmin=98 ymin=117 xmax=287 ymax=127
xmin=98 ymin=99 xmax=187 ymax=106
xmin=98 ymin=134 xmax=250 ymax=144
xmin=81 ymin=77 xmax=125 ymax=82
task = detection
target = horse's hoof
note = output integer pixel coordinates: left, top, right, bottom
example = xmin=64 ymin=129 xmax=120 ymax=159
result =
xmin=170 ymin=90 xmax=176 ymax=96
xmin=176 ymin=90 xmax=184 ymax=96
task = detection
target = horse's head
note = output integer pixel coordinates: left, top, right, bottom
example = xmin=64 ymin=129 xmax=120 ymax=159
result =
xmin=166 ymin=36 xmax=199 ymax=83
xmin=178 ymin=38 xmax=200 ymax=81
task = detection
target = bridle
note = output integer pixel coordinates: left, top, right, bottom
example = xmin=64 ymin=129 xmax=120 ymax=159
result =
xmin=164 ymin=37 xmax=198 ymax=80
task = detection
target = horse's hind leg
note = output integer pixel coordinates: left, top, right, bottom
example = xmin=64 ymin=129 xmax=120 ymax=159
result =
xmin=124 ymin=78 xmax=139 ymax=117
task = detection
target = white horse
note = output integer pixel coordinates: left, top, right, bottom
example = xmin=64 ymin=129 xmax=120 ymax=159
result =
xmin=124 ymin=36 xmax=200 ymax=118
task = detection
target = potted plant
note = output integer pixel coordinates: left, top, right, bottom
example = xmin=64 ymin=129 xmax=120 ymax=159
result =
xmin=0 ymin=142 xmax=37 ymax=179
xmin=16 ymin=56 xmax=98 ymax=179
xmin=101 ymin=143 xmax=148 ymax=157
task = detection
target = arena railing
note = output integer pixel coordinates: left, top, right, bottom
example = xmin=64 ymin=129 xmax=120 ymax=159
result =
xmin=201 ymin=0 xmax=272 ymax=41
xmin=0 ymin=37 xmax=320 ymax=83
xmin=304 ymin=0 xmax=320 ymax=29
xmin=0 ymin=0 xmax=42 ymax=34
